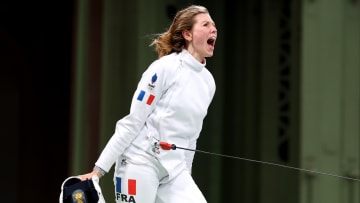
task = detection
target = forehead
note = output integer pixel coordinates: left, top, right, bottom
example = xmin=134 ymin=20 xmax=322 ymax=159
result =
xmin=193 ymin=13 xmax=214 ymax=24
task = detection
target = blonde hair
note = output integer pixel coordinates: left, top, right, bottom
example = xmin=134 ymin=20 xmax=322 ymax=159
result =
xmin=150 ymin=5 xmax=209 ymax=58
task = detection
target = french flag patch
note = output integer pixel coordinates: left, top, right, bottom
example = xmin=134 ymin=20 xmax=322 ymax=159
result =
xmin=137 ymin=90 xmax=155 ymax=105
xmin=116 ymin=177 xmax=137 ymax=195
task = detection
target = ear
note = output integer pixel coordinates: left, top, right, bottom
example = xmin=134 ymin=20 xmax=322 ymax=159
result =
xmin=182 ymin=30 xmax=192 ymax=41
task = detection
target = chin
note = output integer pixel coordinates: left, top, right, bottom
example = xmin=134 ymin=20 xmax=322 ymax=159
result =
xmin=206 ymin=52 xmax=214 ymax=57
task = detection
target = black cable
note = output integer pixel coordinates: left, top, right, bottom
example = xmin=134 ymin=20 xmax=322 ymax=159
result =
xmin=159 ymin=142 xmax=360 ymax=182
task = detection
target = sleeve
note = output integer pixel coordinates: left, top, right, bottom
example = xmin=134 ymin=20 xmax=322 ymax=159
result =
xmin=95 ymin=61 xmax=170 ymax=172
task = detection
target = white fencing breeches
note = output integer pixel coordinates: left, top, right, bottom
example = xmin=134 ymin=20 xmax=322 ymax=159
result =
xmin=113 ymin=157 xmax=207 ymax=203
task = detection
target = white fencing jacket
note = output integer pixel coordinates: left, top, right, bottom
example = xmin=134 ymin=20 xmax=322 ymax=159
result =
xmin=95 ymin=49 xmax=216 ymax=180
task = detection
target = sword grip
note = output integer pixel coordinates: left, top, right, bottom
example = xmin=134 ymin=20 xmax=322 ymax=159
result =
xmin=159 ymin=142 xmax=176 ymax=150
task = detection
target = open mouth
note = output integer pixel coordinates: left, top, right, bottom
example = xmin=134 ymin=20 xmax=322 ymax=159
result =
xmin=207 ymin=37 xmax=216 ymax=46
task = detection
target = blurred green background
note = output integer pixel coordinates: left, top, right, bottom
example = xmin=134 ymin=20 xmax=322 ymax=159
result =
xmin=1 ymin=0 xmax=359 ymax=202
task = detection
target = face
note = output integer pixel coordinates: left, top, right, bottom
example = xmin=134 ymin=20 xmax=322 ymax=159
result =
xmin=183 ymin=13 xmax=217 ymax=63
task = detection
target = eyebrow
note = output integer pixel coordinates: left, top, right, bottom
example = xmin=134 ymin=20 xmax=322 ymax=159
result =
xmin=199 ymin=20 xmax=215 ymax=25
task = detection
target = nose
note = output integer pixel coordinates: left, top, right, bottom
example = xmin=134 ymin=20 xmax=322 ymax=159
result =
xmin=212 ymin=25 xmax=217 ymax=33
xmin=211 ymin=24 xmax=217 ymax=33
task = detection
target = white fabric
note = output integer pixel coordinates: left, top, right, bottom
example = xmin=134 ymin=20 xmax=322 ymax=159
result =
xmin=113 ymin=157 xmax=206 ymax=203
xmin=92 ymin=175 xmax=106 ymax=203
xmin=95 ymin=49 xmax=215 ymax=180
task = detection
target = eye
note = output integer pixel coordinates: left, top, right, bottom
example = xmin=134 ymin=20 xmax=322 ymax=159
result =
xmin=203 ymin=21 xmax=216 ymax=28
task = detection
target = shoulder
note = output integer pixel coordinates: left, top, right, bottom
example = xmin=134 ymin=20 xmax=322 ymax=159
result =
xmin=140 ymin=52 xmax=181 ymax=89
xmin=146 ymin=52 xmax=180 ymax=75
xmin=204 ymin=67 xmax=216 ymax=89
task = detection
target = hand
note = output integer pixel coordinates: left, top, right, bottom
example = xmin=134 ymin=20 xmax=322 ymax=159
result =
xmin=78 ymin=170 xmax=102 ymax=181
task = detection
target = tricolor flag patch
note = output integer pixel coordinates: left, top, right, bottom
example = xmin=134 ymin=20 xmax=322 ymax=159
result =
xmin=116 ymin=177 xmax=137 ymax=195
xmin=137 ymin=90 xmax=155 ymax=105
xmin=146 ymin=94 xmax=155 ymax=105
